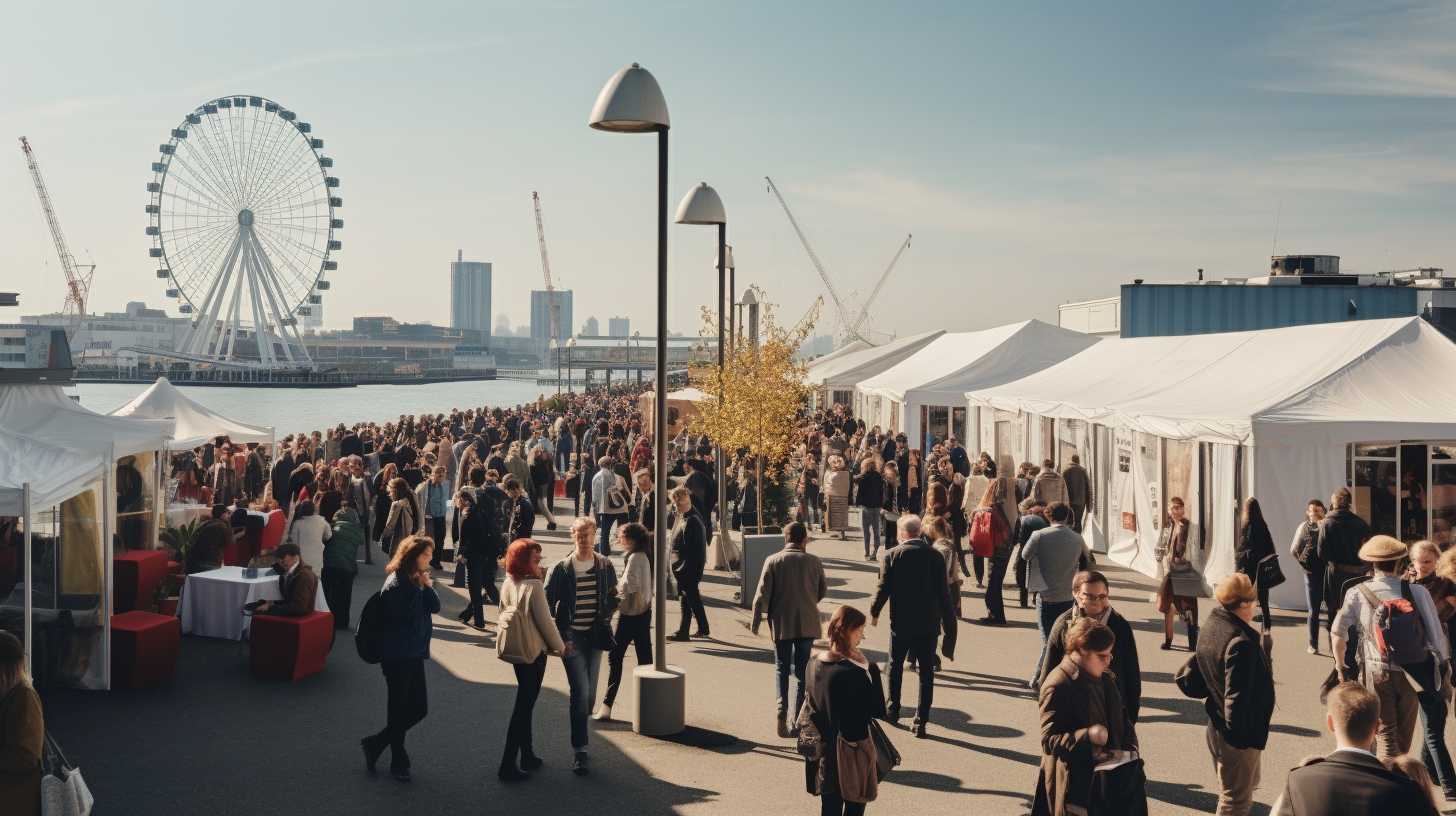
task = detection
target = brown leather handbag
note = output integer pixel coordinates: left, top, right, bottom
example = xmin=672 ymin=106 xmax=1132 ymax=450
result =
xmin=836 ymin=733 xmax=878 ymax=803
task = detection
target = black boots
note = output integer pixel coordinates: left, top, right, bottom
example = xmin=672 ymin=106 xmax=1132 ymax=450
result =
xmin=1187 ymin=624 xmax=1200 ymax=652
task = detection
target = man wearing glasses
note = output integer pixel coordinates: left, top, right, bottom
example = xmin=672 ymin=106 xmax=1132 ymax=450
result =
xmin=1036 ymin=569 xmax=1143 ymax=723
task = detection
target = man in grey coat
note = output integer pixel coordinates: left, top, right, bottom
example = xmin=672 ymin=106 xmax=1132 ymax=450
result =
xmin=752 ymin=522 xmax=827 ymax=738
xmin=1061 ymin=454 xmax=1092 ymax=532
xmin=1031 ymin=458 xmax=1068 ymax=508
xmin=1022 ymin=502 xmax=1089 ymax=687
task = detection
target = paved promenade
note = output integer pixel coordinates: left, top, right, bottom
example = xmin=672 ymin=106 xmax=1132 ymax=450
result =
xmin=43 ymin=517 xmax=1407 ymax=815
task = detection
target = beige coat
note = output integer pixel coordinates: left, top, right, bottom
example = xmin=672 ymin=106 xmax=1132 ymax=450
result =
xmin=752 ymin=543 xmax=827 ymax=641
xmin=500 ymin=576 xmax=566 ymax=663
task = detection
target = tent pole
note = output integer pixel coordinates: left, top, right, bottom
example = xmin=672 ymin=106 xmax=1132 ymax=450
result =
xmin=104 ymin=450 xmax=115 ymax=691
xmin=22 ymin=483 xmax=32 ymax=676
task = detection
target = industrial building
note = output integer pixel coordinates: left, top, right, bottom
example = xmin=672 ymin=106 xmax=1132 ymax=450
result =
xmin=1058 ymin=255 xmax=1456 ymax=339
xmin=449 ymin=251 xmax=492 ymax=336
xmin=530 ymin=289 xmax=573 ymax=348
xmin=20 ymin=301 xmax=189 ymax=367
xmin=608 ymin=316 xmax=630 ymax=337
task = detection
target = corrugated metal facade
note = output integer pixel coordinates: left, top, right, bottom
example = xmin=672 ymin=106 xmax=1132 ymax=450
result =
xmin=1120 ymin=284 xmax=1417 ymax=337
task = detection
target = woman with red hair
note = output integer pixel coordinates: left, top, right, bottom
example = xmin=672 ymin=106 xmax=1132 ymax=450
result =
xmin=496 ymin=538 xmax=567 ymax=783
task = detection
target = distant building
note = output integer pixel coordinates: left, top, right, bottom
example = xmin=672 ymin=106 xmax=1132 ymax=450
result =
xmin=530 ymin=289 xmax=573 ymax=348
xmin=301 ymin=300 xmax=323 ymax=329
xmin=450 ymin=250 xmax=492 ymax=336
xmin=608 ymin=316 xmax=629 ymax=337
xmin=581 ymin=316 xmax=600 ymax=337
xmin=1059 ymin=255 xmax=1456 ymax=339
xmin=21 ymin=301 xmax=188 ymax=367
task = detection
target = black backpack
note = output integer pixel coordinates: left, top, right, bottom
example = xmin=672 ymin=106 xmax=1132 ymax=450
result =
xmin=355 ymin=590 xmax=386 ymax=664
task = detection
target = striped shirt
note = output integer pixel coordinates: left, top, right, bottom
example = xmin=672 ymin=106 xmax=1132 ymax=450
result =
xmin=572 ymin=556 xmax=599 ymax=632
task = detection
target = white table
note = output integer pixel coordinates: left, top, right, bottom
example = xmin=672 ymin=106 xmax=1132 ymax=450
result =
xmin=179 ymin=566 xmax=330 ymax=640
xmin=166 ymin=503 xmax=213 ymax=528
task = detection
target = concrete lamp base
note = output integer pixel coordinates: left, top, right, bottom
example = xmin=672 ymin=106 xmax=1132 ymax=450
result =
xmin=632 ymin=664 xmax=686 ymax=736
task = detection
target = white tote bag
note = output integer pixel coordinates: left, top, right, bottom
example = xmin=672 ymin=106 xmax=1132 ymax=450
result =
xmin=40 ymin=733 xmax=94 ymax=816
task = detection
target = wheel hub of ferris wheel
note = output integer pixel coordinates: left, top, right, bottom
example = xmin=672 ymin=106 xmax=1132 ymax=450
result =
xmin=146 ymin=95 xmax=341 ymax=370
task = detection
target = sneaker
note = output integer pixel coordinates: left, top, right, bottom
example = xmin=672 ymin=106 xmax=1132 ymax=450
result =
xmin=497 ymin=765 xmax=527 ymax=783
xmin=914 ymin=721 xmax=928 ymax=739
xmin=667 ymin=632 xmax=691 ymax=642
xmin=974 ymin=616 xmax=1005 ymax=627
xmin=776 ymin=713 xmax=791 ymax=738
xmin=593 ymin=704 xmax=612 ymax=722
xmin=572 ymin=751 xmax=589 ymax=776
xmin=1306 ymin=645 xmax=1319 ymax=655
xmin=521 ymin=753 xmax=544 ymax=772
xmin=1159 ymin=641 xmax=1172 ymax=651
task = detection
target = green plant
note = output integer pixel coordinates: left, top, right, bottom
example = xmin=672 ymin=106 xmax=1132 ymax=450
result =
xmin=159 ymin=518 xmax=202 ymax=565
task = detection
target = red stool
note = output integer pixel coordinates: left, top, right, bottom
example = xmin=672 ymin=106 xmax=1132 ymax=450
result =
xmin=114 ymin=550 xmax=169 ymax=613
xmin=250 ymin=611 xmax=334 ymax=682
xmin=259 ymin=510 xmax=285 ymax=554
xmin=111 ymin=611 xmax=181 ymax=689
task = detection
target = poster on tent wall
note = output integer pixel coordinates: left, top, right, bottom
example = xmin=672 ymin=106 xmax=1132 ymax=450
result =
xmin=1106 ymin=428 xmax=1138 ymax=569
xmin=1105 ymin=429 xmax=1166 ymax=578
xmin=978 ymin=406 xmax=993 ymax=460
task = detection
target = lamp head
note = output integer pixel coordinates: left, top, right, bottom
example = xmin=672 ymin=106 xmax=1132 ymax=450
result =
xmin=589 ymin=63 xmax=670 ymax=133
xmin=674 ymin=182 xmax=726 ymax=225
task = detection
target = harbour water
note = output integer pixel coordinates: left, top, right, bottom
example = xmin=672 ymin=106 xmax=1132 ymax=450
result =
xmin=77 ymin=379 xmax=549 ymax=436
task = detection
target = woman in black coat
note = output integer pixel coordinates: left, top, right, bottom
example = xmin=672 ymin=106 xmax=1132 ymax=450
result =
xmin=505 ymin=476 xmax=535 ymax=542
xmin=362 ymin=535 xmax=440 ymax=782
xmin=803 ymin=605 xmax=886 ymax=816
xmin=452 ymin=491 xmax=490 ymax=629
xmin=1235 ymin=497 xmax=1276 ymax=632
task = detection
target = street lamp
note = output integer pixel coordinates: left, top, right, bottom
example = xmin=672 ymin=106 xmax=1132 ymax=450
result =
xmin=550 ymin=337 xmax=560 ymax=396
xmin=589 ymin=61 xmax=683 ymax=736
xmin=675 ymin=181 xmax=731 ymax=593
xmin=632 ymin=330 xmax=641 ymax=384
xmin=720 ymin=244 xmax=735 ymax=352
xmin=566 ymin=337 xmax=577 ymax=395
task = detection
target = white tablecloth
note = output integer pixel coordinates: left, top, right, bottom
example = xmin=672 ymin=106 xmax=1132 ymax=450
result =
xmin=179 ymin=566 xmax=330 ymax=640
xmin=166 ymin=503 xmax=213 ymax=528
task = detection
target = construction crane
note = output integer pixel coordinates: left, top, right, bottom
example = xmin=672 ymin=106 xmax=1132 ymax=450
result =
xmin=532 ymin=191 xmax=561 ymax=346
xmin=764 ymin=175 xmax=871 ymax=346
xmin=844 ymin=233 xmax=912 ymax=340
xmin=19 ymin=137 xmax=95 ymax=341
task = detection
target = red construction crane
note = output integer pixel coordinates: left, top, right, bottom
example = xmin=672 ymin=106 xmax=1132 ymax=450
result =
xmin=19 ymin=136 xmax=95 ymax=339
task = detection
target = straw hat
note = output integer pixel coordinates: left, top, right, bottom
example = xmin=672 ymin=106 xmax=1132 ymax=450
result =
xmin=1359 ymin=534 xmax=1407 ymax=562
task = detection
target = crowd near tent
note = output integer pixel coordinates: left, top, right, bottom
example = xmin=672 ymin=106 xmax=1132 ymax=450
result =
xmin=0 ymin=383 xmax=173 ymax=689
xmin=855 ymin=320 xmax=1099 ymax=453
xmin=109 ymin=376 xmax=274 ymax=450
xmin=965 ymin=316 xmax=1456 ymax=610
xmin=805 ymin=330 xmax=943 ymax=408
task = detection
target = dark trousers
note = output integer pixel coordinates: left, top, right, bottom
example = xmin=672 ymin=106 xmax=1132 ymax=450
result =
xmin=972 ymin=554 xmax=985 ymax=585
xmin=1032 ymin=599 xmax=1075 ymax=685
xmin=426 ymin=516 xmax=446 ymax=566
xmin=1256 ymin=585 xmax=1271 ymax=631
xmin=369 ymin=658 xmax=427 ymax=770
xmin=604 ymin=612 xmax=652 ymax=706
xmin=1070 ymin=504 xmax=1086 ymax=533
xmin=1419 ymin=688 xmax=1456 ymax=791
xmin=1325 ymin=564 xmax=1363 ymax=665
xmin=820 ymin=791 xmax=867 ymax=815
xmin=502 ymin=654 xmax=546 ymax=770
xmin=887 ymin=632 xmax=938 ymax=724
xmin=596 ymin=513 xmax=622 ymax=556
xmin=1302 ymin=569 xmax=1325 ymax=650
xmin=676 ymin=575 xmax=708 ymax=635
xmin=984 ymin=555 xmax=1010 ymax=621
xmin=320 ymin=567 xmax=354 ymax=629
xmin=775 ymin=636 xmax=815 ymax=717
xmin=1014 ymin=547 xmax=1030 ymax=607
xmin=464 ymin=554 xmax=497 ymax=626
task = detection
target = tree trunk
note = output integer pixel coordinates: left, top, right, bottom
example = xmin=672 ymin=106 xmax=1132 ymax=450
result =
xmin=756 ymin=454 xmax=764 ymax=535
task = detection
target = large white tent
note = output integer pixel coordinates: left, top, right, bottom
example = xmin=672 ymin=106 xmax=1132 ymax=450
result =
xmin=109 ymin=376 xmax=274 ymax=450
xmin=805 ymin=330 xmax=944 ymax=407
xmin=856 ymin=320 xmax=1100 ymax=452
xmin=966 ymin=316 xmax=1456 ymax=609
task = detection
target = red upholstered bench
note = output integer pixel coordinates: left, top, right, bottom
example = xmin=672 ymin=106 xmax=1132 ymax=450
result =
xmin=250 ymin=611 xmax=334 ymax=682
xmin=114 ymin=550 xmax=169 ymax=613
xmin=112 ymin=610 xmax=181 ymax=689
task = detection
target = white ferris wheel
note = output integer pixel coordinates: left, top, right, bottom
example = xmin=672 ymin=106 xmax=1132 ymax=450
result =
xmin=147 ymin=94 xmax=341 ymax=369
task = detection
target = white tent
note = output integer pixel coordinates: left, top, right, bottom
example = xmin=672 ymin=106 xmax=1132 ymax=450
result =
xmin=109 ymin=376 xmax=274 ymax=450
xmin=0 ymin=431 xmax=103 ymax=516
xmin=856 ymin=320 xmax=1100 ymax=452
xmin=803 ymin=338 xmax=869 ymax=368
xmin=966 ymin=316 xmax=1456 ymax=610
xmin=0 ymin=384 xmax=172 ymax=458
xmin=805 ymin=330 xmax=944 ymax=406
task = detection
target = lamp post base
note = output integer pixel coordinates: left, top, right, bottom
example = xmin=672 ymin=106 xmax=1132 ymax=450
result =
xmin=633 ymin=664 xmax=686 ymax=736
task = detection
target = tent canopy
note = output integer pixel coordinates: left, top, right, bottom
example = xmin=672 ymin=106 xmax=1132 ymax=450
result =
xmin=109 ymin=377 xmax=274 ymax=450
xmin=966 ymin=317 xmax=1456 ymax=446
xmin=0 ymin=384 xmax=172 ymax=458
xmin=858 ymin=320 xmax=1101 ymax=407
xmin=803 ymin=338 xmax=868 ymax=368
xmin=0 ymin=430 xmax=104 ymax=515
xmin=805 ymin=330 xmax=945 ymax=388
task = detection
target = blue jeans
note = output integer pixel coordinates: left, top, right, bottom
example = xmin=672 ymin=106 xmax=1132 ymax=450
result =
xmin=596 ymin=514 xmax=621 ymax=557
xmin=561 ymin=630 xmax=602 ymax=750
xmin=774 ymin=637 xmax=815 ymax=717
xmin=1302 ymin=569 xmax=1325 ymax=650
xmin=1420 ymin=687 xmax=1456 ymax=791
xmin=1032 ymin=599 xmax=1074 ymax=684
xmin=556 ymin=447 xmax=571 ymax=475
xmin=860 ymin=507 xmax=881 ymax=557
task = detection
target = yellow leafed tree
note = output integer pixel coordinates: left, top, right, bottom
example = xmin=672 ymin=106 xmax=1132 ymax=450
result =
xmin=689 ymin=287 xmax=820 ymax=532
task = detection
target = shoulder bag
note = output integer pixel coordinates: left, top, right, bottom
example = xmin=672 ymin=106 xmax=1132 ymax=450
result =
xmin=40 ymin=731 xmax=93 ymax=816
xmin=1255 ymin=554 xmax=1286 ymax=590
xmin=868 ymin=719 xmax=900 ymax=781
xmin=496 ymin=584 xmax=543 ymax=665
xmin=836 ymin=733 xmax=878 ymax=804
xmin=1167 ymin=562 xmax=1207 ymax=598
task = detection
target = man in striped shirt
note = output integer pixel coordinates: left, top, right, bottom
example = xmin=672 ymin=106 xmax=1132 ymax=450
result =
xmin=546 ymin=517 xmax=618 ymax=775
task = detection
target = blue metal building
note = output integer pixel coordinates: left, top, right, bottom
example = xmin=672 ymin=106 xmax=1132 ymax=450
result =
xmin=1120 ymin=283 xmax=1418 ymax=338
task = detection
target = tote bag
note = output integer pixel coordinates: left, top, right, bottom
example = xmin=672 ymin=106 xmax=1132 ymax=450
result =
xmin=836 ymin=734 xmax=879 ymax=803
xmin=496 ymin=583 xmax=543 ymax=665
xmin=40 ymin=732 xmax=93 ymax=816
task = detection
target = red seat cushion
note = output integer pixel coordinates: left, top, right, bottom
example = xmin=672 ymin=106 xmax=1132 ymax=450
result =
xmin=250 ymin=611 xmax=334 ymax=682
xmin=259 ymin=511 xmax=286 ymax=553
xmin=111 ymin=610 xmax=181 ymax=689
xmin=114 ymin=550 xmax=169 ymax=613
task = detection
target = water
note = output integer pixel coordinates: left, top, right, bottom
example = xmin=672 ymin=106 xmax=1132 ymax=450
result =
xmin=76 ymin=379 xmax=550 ymax=436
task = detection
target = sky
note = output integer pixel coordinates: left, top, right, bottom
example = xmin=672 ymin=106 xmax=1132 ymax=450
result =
xmin=3 ymin=1 xmax=1456 ymax=344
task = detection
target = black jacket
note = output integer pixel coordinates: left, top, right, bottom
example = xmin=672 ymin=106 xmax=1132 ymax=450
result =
xmin=1039 ymin=607 xmax=1143 ymax=724
xmin=1317 ymin=508 xmax=1371 ymax=569
xmin=1182 ymin=606 xmax=1275 ymax=750
xmin=544 ymin=553 xmax=618 ymax=645
xmin=853 ymin=471 xmax=884 ymax=509
xmin=670 ymin=508 xmax=707 ymax=583
xmin=1236 ymin=517 xmax=1275 ymax=577
xmin=1275 ymin=749 xmax=1438 ymax=816
xmin=269 ymin=453 xmax=294 ymax=508
xmin=802 ymin=655 xmax=886 ymax=797
xmin=454 ymin=506 xmax=491 ymax=560
xmin=870 ymin=538 xmax=957 ymax=654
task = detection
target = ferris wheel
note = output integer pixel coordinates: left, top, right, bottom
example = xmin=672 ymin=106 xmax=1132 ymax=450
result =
xmin=146 ymin=94 xmax=341 ymax=368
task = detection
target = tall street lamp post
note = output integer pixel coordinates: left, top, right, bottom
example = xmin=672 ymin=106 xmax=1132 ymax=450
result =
xmin=589 ymin=62 xmax=684 ymax=736
xmin=566 ymin=336 xmax=576 ymax=395
xmin=551 ymin=337 xmax=560 ymax=396
xmin=632 ymin=330 xmax=641 ymax=383
xmin=722 ymin=245 xmax=735 ymax=352
xmin=675 ymin=182 xmax=731 ymax=585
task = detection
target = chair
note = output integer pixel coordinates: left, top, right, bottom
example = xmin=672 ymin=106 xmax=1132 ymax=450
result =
xmin=224 ymin=527 xmax=249 ymax=566
xmin=259 ymin=510 xmax=285 ymax=553
xmin=111 ymin=610 xmax=181 ymax=689
xmin=249 ymin=611 xmax=334 ymax=682
xmin=113 ymin=550 xmax=169 ymax=613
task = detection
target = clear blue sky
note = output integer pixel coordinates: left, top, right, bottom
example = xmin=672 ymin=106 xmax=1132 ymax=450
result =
xmin=3 ymin=1 xmax=1455 ymax=341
